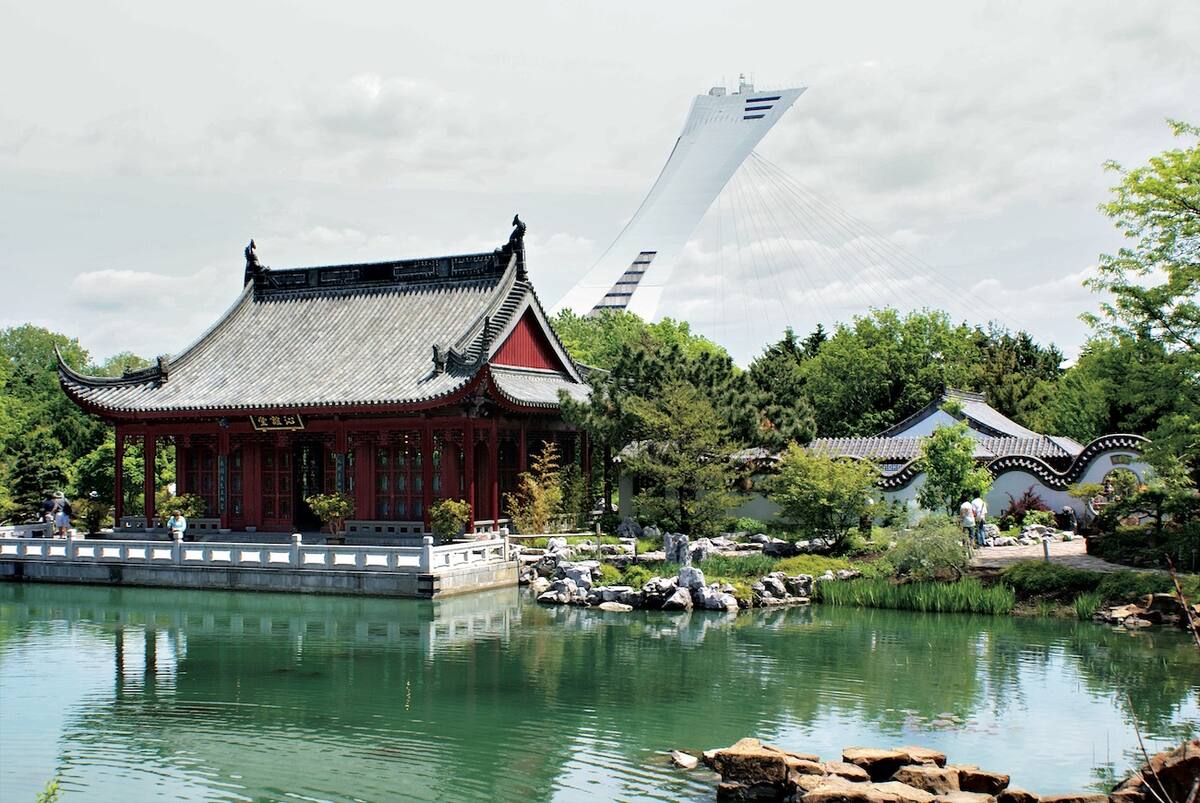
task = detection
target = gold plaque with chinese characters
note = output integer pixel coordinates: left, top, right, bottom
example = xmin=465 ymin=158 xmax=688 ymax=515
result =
xmin=250 ymin=414 xmax=305 ymax=431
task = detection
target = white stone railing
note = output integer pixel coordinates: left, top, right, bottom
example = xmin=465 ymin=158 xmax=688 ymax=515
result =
xmin=0 ymin=522 xmax=53 ymax=538
xmin=472 ymin=518 xmax=511 ymax=534
xmin=117 ymin=516 xmax=223 ymax=532
xmin=0 ymin=533 xmax=509 ymax=575
xmin=344 ymin=520 xmax=427 ymax=537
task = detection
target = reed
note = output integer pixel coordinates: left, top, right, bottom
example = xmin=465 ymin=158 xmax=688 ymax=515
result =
xmin=814 ymin=577 xmax=1015 ymax=615
xmin=1073 ymin=591 xmax=1104 ymax=621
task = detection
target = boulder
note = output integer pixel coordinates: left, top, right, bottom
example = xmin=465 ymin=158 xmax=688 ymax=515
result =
xmin=1111 ymin=738 xmax=1200 ymax=803
xmin=871 ymin=781 xmax=936 ymax=802
xmin=661 ymin=586 xmax=694 ymax=611
xmin=763 ymin=540 xmax=800 ymax=557
xmin=703 ymin=737 xmax=793 ymax=784
xmin=715 ymin=780 xmax=781 ymax=801
xmin=536 ymin=590 xmax=563 ymax=605
xmin=642 ymin=524 xmax=660 ymax=543
xmin=616 ymin=517 xmax=643 ymax=540
xmin=785 ymin=574 xmax=814 ymax=597
xmin=669 ymin=750 xmax=698 ymax=769
xmin=617 ymin=589 xmax=644 ymax=607
xmin=549 ymin=577 xmax=578 ymax=596
xmin=761 ymin=574 xmax=789 ymax=598
xmin=824 ymin=761 xmax=871 ymax=782
xmin=895 ymin=746 xmax=947 ymax=767
xmin=529 ymin=576 xmax=551 ymax=596
xmin=1124 ymin=616 xmax=1154 ymax=629
xmin=957 ymin=768 xmax=1008 ymax=795
xmin=678 ymin=565 xmax=707 ymax=590
xmin=749 ymin=533 xmax=771 ymax=544
xmin=996 ymin=789 xmax=1038 ymax=803
xmin=597 ymin=601 xmax=633 ymax=612
xmin=842 ymin=747 xmax=910 ymax=781
xmin=664 ymin=532 xmax=691 ymax=564
xmin=698 ymin=586 xmax=740 ymax=612
xmin=1037 ymin=795 xmax=1107 ymax=803
xmin=690 ymin=537 xmax=715 ymax=564
xmin=934 ymin=793 xmax=995 ymax=803
xmin=891 ymin=765 xmax=959 ymax=795
xmin=545 ymin=536 xmax=568 ymax=553
xmin=800 ymin=783 xmax=901 ymax=803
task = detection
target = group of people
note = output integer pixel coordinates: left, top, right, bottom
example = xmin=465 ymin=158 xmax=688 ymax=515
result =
xmin=38 ymin=491 xmax=73 ymax=536
xmin=958 ymin=494 xmax=989 ymax=547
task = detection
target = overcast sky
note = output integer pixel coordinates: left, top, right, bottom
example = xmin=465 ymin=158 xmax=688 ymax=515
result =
xmin=2 ymin=1 xmax=1197 ymax=365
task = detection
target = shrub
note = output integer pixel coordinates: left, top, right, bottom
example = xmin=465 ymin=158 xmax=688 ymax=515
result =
xmin=1073 ymin=591 xmax=1104 ymax=620
xmin=621 ymin=565 xmax=653 ymax=589
xmin=1089 ymin=523 xmax=1200 ymax=570
xmin=916 ymin=420 xmax=993 ymax=514
xmin=1000 ymin=486 xmax=1052 ymax=528
xmin=430 ymin=498 xmax=471 ymax=542
xmin=815 ymin=577 xmax=1015 ymax=615
xmin=304 ymin=492 xmax=356 ymax=538
xmin=505 ymin=441 xmax=563 ymax=534
xmin=1000 ymin=561 xmax=1098 ymax=599
xmin=596 ymin=563 xmax=622 ymax=586
xmin=157 ymin=492 xmax=208 ymax=521
xmin=1023 ymin=510 xmax=1057 ymax=528
xmin=734 ymin=516 xmax=769 ymax=534
xmin=889 ymin=516 xmax=969 ymax=581
xmin=769 ymin=444 xmax=879 ymax=552
xmin=876 ymin=498 xmax=910 ymax=528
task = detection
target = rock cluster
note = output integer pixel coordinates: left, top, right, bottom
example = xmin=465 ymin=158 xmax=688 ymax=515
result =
xmin=679 ymin=737 xmax=1196 ymax=802
xmin=981 ymin=525 xmax=1075 ymax=548
xmin=687 ymin=738 xmax=1099 ymax=802
xmin=1093 ymin=592 xmax=1200 ymax=631
xmin=531 ymin=563 xmax=818 ymax=612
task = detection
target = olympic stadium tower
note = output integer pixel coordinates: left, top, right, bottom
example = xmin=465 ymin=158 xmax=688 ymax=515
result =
xmin=554 ymin=77 xmax=805 ymax=319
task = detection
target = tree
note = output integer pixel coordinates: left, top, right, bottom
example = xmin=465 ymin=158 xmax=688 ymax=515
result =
xmin=1085 ymin=120 xmax=1199 ymax=356
xmin=621 ymin=381 xmax=734 ymax=536
xmin=917 ymin=420 xmax=993 ymax=515
xmin=747 ymin=327 xmax=817 ymax=448
xmin=769 ymin=444 xmax=878 ymax=552
xmin=505 ymin=440 xmax=564 ymax=534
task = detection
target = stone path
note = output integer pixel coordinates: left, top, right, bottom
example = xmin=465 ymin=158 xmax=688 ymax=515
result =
xmin=971 ymin=537 xmax=1147 ymax=573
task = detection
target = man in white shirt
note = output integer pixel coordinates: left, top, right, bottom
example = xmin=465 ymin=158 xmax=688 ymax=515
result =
xmin=959 ymin=499 xmax=976 ymax=543
xmin=971 ymin=495 xmax=988 ymax=546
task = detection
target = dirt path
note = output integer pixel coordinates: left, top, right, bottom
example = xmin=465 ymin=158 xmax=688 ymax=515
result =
xmin=970 ymin=537 xmax=1147 ymax=573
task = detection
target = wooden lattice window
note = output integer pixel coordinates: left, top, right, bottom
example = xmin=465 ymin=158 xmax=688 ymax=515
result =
xmin=375 ymin=435 xmax=423 ymax=520
xmin=261 ymin=446 xmax=292 ymax=524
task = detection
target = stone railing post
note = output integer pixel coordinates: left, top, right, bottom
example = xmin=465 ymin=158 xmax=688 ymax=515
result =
xmin=172 ymin=530 xmax=184 ymax=565
xmin=420 ymin=535 xmax=434 ymax=573
xmin=291 ymin=533 xmax=303 ymax=568
xmin=65 ymin=530 xmax=78 ymax=560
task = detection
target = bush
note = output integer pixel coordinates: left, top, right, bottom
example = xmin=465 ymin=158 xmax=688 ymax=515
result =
xmin=1000 ymin=486 xmax=1052 ymax=528
xmin=1023 ymin=510 xmax=1056 ymax=528
xmin=1088 ymin=523 xmax=1200 ymax=570
xmin=304 ymin=492 xmax=356 ymax=538
xmin=596 ymin=563 xmax=623 ymax=586
xmin=999 ymin=559 xmax=1200 ymax=603
xmin=889 ymin=516 xmax=969 ymax=581
xmin=734 ymin=517 xmax=769 ymax=534
xmin=815 ymin=577 xmax=1015 ymax=615
xmin=875 ymin=499 xmax=910 ymax=528
xmin=157 ymin=492 xmax=208 ymax=521
xmin=430 ymin=498 xmax=471 ymax=542
xmin=621 ymin=565 xmax=653 ymax=589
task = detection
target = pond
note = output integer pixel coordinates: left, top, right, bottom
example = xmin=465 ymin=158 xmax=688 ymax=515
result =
xmin=1 ymin=583 xmax=1197 ymax=801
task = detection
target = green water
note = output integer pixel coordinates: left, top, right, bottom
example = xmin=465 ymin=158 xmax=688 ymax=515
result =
xmin=1 ymin=583 xmax=1197 ymax=802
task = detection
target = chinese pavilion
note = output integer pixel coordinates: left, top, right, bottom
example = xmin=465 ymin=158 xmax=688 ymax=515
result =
xmin=58 ymin=218 xmax=592 ymax=535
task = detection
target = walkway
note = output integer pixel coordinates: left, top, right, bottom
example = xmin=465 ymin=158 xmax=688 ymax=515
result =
xmin=971 ymin=538 xmax=1141 ymax=573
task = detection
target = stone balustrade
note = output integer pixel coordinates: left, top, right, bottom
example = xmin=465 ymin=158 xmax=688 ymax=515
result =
xmin=0 ymin=533 xmax=508 ymax=575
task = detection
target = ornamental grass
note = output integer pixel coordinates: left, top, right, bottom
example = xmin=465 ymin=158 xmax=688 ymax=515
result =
xmin=814 ymin=577 xmax=1016 ymax=615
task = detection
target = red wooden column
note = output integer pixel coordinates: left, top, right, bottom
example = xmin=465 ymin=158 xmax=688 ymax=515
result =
xmin=175 ymin=436 xmax=189 ymax=497
xmin=518 ymin=423 xmax=527 ymax=474
xmin=114 ymin=426 xmax=125 ymax=522
xmin=489 ymin=419 xmax=499 ymax=527
xmin=243 ymin=441 xmax=262 ymax=529
xmin=143 ymin=434 xmax=156 ymax=525
xmin=422 ymin=422 xmax=434 ymax=530
xmin=353 ymin=436 xmax=372 ymax=520
xmin=463 ymin=419 xmax=475 ymax=532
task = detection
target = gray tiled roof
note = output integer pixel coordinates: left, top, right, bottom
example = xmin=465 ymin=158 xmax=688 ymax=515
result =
xmin=877 ymin=388 xmax=1044 ymax=440
xmin=61 ymin=247 xmax=588 ymax=414
xmin=490 ymin=367 xmax=591 ymax=408
xmin=808 ymin=434 xmax=1075 ymax=461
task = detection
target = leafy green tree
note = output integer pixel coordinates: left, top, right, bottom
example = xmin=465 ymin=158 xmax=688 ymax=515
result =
xmin=916 ymin=420 xmax=993 ymax=515
xmin=7 ymin=427 xmax=70 ymax=518
xmin=304 ymin=492 xmax=356 ymax=540
xmin=621 ymin=381 xmax=734 ymax=536
xmin=769 ymin=444 xmax=878 ymax=551
xmin=1085 ymin=120 xmax=1199 ymax=355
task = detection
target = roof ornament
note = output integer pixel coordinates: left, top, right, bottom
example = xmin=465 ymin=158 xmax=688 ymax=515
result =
xmin=243 ymin=239 xmax=264 ymax=285
xmin=509 ymin=215 xmax=525 ymax=246
xmin=431 ymin=345 xmax=445 ymax=375
xmin=156 ymin=355 xmax=170 ymax=382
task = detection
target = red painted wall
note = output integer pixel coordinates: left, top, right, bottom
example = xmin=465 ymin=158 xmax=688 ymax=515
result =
xmin=491 ymin=310 xmax=566 ymax=372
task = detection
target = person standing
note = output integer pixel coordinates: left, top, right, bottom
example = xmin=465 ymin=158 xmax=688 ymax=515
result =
xmin=51 ymin=491 xmax=72 ymax=537
xmin=958 ymin=498 xmax=976 ymax=544
xmin=971 ymin=494 xmax=989 ymax=546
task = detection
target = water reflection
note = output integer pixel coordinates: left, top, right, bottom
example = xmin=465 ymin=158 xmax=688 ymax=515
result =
xmin=1 ymin=583 xmax=1197 ymax=802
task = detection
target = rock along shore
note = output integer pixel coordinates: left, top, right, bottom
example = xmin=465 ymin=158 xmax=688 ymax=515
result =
xmin=676 ymin=736 xmax=1198 ymax=802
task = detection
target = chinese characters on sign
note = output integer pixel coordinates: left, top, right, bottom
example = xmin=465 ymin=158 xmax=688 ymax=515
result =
xmin=250 ymin=414 xmax=305 ymax=431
